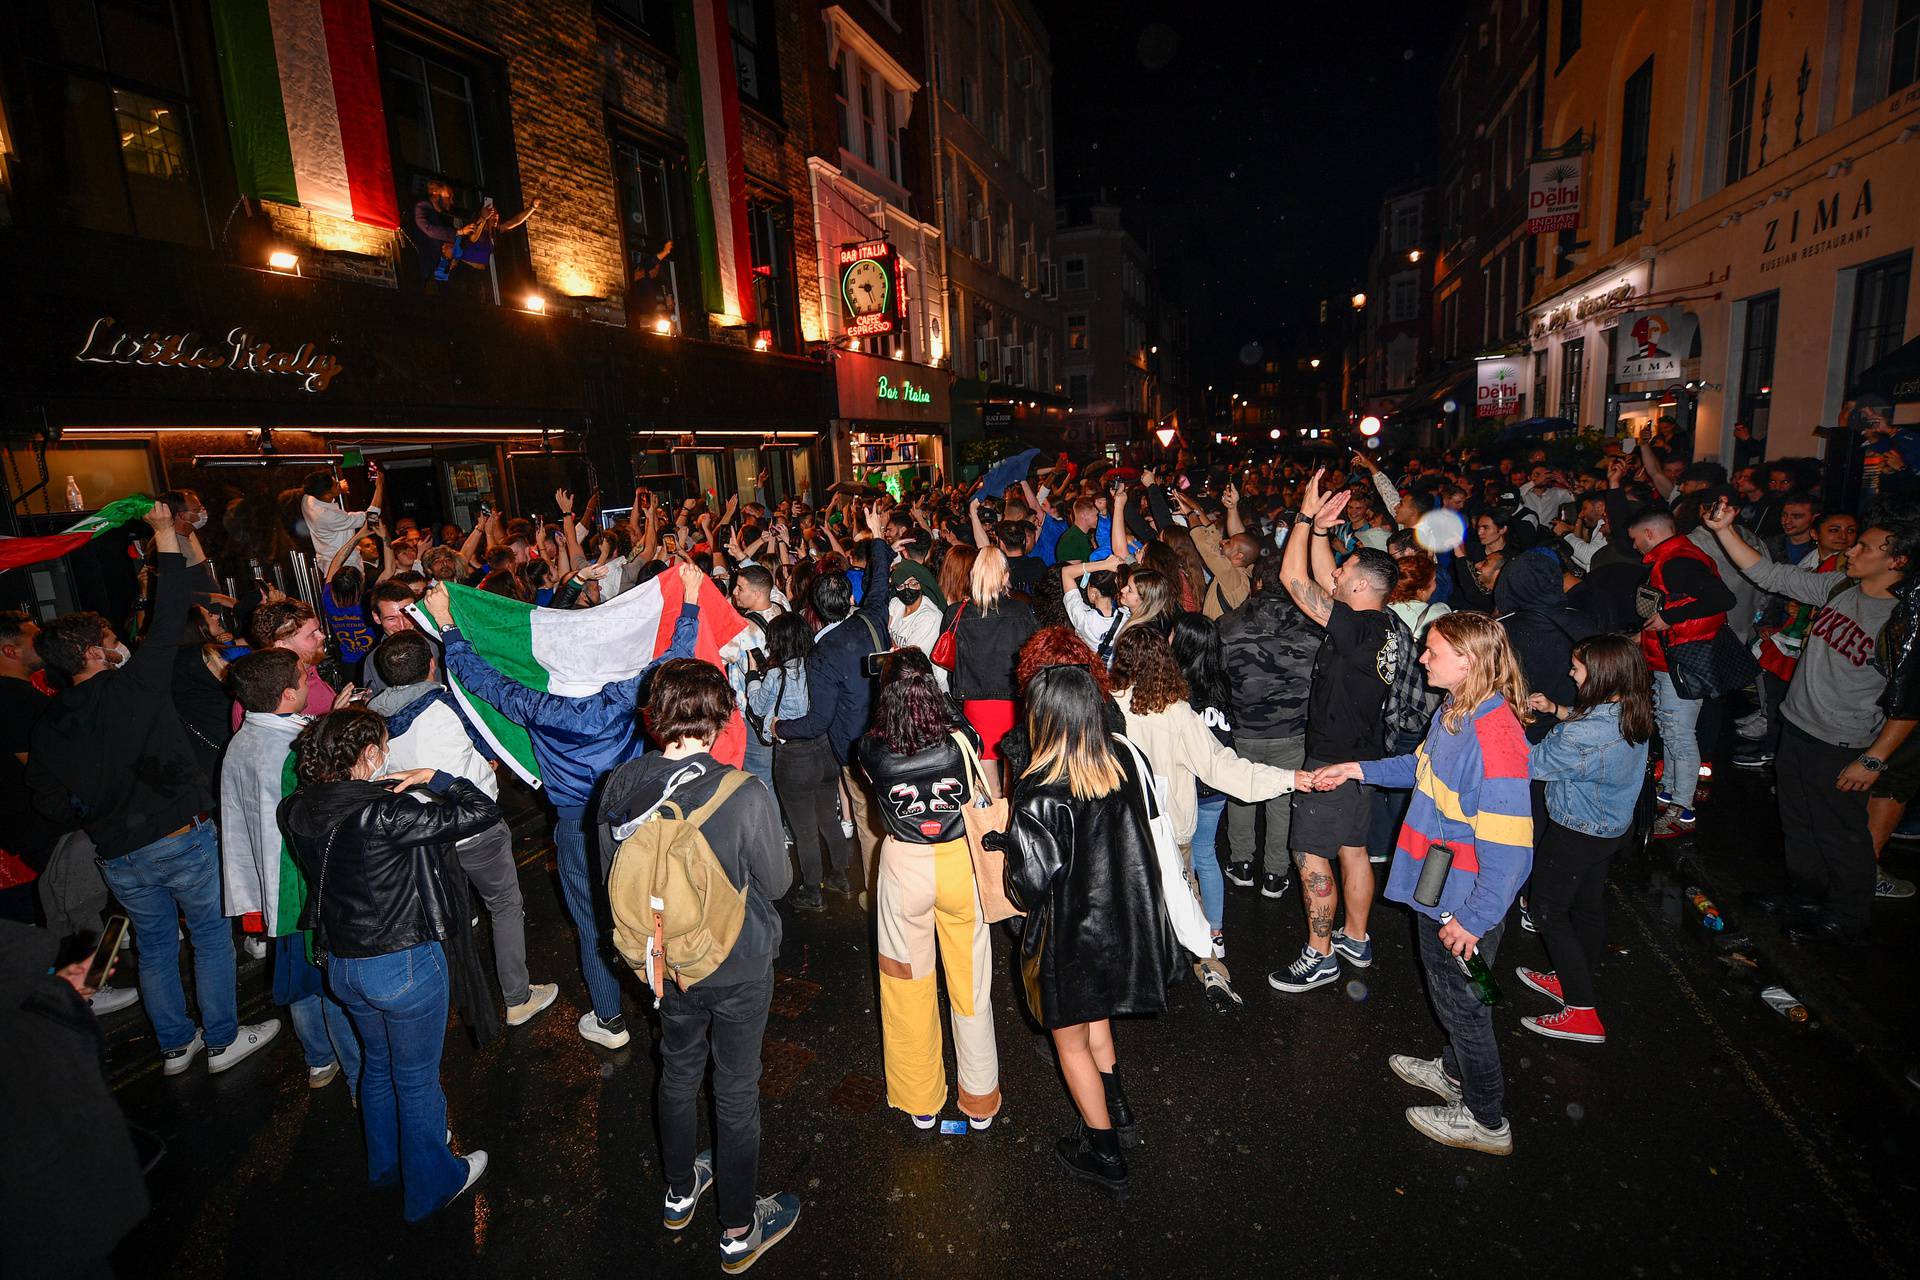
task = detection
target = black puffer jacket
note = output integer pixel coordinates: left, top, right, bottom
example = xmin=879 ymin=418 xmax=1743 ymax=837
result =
xmin=280 ymin=774 xmax=498 ymax=959
xmin=1496 ymin=550 xmax=1598 ymax=743
xmin=992 ymin=745 xmax=1177 ymax=1028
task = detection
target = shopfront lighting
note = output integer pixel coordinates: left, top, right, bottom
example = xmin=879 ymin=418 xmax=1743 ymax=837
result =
xmin=1359 ymin=416 xmax=1383 ymax=437
xmin=654 ymin=316 xmax=673 ymax=335
xmin=522 ymin=293 xmax=546 ymax=314
xmin=753 ymin=332 xmax=771 ymax=351
xmin=267 ymin=250 xmax=300 ymax=273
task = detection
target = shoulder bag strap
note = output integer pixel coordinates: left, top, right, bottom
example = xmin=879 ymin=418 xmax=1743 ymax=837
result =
xmin=685 ymin=770 xmax=752 ymax=828
xmin=950 ymin=729 xmax=989 ymax=798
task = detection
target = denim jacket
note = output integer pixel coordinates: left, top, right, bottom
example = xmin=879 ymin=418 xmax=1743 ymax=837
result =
xmin=745 ymin=660 xmax=811 ymax=744
xmin=1527 ymin=701 xmax=1648 ymax=838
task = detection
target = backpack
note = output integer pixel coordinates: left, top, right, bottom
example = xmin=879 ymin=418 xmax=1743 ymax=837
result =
xmin=1381 ymin=610 xmax=1435 ymax=753
xmin=607 ymin=770 xmax=752 ymax=1000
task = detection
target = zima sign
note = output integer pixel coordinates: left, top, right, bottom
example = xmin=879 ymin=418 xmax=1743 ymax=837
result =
xmin=1614 ymin=308 xmax=1700 ymax=383
xmin=1527 ymin=157 xmax=1583 ymax=234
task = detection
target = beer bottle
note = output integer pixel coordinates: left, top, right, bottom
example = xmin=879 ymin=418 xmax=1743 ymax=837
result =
xmin=1440 ymin=911 xmax=1502 ymax=1006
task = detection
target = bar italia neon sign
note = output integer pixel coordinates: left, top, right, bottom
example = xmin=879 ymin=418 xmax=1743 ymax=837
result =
xmin=876 ymin=374 xmax=931 ymax=405
xmin=76 ymin=316 xmax=345 ymax=393
xmin=838 ymin=239 xmax=903 ymax=339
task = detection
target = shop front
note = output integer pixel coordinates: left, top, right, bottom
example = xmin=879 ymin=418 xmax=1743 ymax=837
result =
xmin=1526 ymin=260 xmax=1657 ymax=442
xmin=831 ymin=349 xmax=953 ymax=493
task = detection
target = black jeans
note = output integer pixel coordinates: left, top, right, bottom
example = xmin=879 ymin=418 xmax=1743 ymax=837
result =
xmin=1416 ymin=917 xmax=1507 ymax=1128
xmin=1776 ymin=721 xmax=1874 ymax=930
xmin=659 ymin=969 xmax=774 ymax=1232
xmin=773 ymin=735 xmax=851 ymax=887
xmin=1529 ymin=820 xmax=1627 ymax=1009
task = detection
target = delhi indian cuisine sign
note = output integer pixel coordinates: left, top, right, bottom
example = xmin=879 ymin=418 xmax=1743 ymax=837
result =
xmin=1526 ymin=156 xmax=1583 ymax=234
xmin=75 ymin=316 xmax=345 ymax=393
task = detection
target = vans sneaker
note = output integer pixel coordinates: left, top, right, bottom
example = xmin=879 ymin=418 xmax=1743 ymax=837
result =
xmin=1388 ymin=1053 xmax=1462 ymax=1104
xmin=88 ymin=985 xmax=141 ymax=1016
xmin=578 ymin=1012 xmax=630 ymax=1049
xmin=1267 ymin=945 xmax=1339 ymax=993
xmin=1331 ymin=929 xmax=1373 ymax=968
xmin=206 ymin=1020 xmax=281 ymax=1073
xmin=663 ymin=1150 xmax=714 ymax=1230
xmin=718 ymin=1193 xmax=801 ymax=1274
xmin=1406 ymin=1102 xmax=1513 ymax=1155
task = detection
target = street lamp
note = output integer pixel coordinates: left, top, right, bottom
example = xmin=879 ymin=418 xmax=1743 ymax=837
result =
xmin=1309 ymin=357 xmax=1321 ymax=369
xmin=1359 ymin=416 xmax=1383 ymax=437
xmin=1350 ymin=292 xmax=1367 ymax=310
xmin=1269 ymin=428 xmax=1282 ymax=441
xmin=1408 ymin=249 xmax=1422 ymax=263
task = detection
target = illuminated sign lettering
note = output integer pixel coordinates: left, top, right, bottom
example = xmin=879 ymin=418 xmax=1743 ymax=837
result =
xmin=76 ymin=316 xmax=344 ymax=393
xmin=876 ymin=375 xmax=931 ymax=404
xmin=839 ymin=239 xmax=902 ymax=339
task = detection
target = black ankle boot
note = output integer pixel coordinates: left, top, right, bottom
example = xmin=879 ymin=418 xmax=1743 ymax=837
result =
xmin=1055 ymin=1123 xmax=1129 ymax=1196
xmin=1101 ymin=1070 xmax=1141 ymax=1150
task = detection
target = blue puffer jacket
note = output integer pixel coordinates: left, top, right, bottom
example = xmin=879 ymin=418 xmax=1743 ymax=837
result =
xmin=1527 ymin=700 xmax=1648 ymax=838
xmin=441 ymin=603 xmax=700 ymax=808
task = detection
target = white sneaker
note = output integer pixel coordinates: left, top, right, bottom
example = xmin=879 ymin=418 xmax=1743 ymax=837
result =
xmin=967 ymin=1114 xmax=994 ymax=1131
xmin=88 ymin=985 xmax=141 ymax=1016
xmin=506 ymin=982 xmax=560 ymax=1026
xmin=308 ymin=1061 xmax=341 ymax=1089
xmin=1406 ymin=1101 xmax=1513 ymax=1155
xmin=577 ymin=1011 xmax=630 ymax=1049
xmin=450 ymin=1151 xmax=488 ymax=1204
xmin=207 ymin=1019 xmax=282 ymax=1073
xmin=1388 ymin=1053 xmax=1463 ymax=1104
xmin=162 ymin=1029 xmax=205 ymax=1076
xmin=1875 ymin=872 xmax=1916 ymax=900
xmin=242 ymin=935 xmax=268 ymax=961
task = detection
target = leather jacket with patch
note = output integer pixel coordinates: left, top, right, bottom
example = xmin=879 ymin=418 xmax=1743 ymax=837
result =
xmin=857 ymin=722 xmax=982 ymax=845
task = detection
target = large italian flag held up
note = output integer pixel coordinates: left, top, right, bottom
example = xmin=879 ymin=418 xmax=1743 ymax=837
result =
xmin=676 ymin=0 xmax=755 ymax=324
xmin=210 ymin=0 xmax=399 ymax=229
xmin=412 ymin=571 xmax=754 ymax=786
xmin=0 ymin=496 xmax=155 ymax=575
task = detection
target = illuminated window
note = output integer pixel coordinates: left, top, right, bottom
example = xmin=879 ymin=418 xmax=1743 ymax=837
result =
xmin=1067 ymin=312 xmax=1087 ymax=350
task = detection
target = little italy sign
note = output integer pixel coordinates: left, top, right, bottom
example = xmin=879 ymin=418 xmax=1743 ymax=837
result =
xmin=76 ymin=316 xmax=345 ymax=393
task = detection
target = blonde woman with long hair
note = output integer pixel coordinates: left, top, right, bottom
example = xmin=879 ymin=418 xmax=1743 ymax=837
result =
xmin=940 ymin=545 xmax=1037 ymax=793
xmin=1115 ymin=567 xmax=1174 ymax=640
xmin=1308 ymin=612 xmax=1535 ymax=1158
xmin=992 ymin=663 xmax=1176 ymax=1199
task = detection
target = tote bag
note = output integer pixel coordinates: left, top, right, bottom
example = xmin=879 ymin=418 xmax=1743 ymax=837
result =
xmin=1113 ymin=735 xmax=1219 ymax=961
xmin=951 ymin=730 xmax=1021 ymax=923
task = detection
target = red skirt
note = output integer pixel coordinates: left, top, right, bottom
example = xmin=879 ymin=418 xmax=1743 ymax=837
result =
xmin=962 ymin=699 xmax=1018 ymax=761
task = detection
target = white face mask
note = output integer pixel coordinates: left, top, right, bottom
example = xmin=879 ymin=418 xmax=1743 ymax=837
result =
xmin=102 ymin=642 xmax=131 ymax=667
xmin=360 ymin=749 xmax=389 ymax=780
xmin=188 ymin=508 xmax=209 ymax=530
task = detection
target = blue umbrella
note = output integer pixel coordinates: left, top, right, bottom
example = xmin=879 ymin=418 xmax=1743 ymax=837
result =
xmin=978 ymin=448 xmax=1043 ymax=498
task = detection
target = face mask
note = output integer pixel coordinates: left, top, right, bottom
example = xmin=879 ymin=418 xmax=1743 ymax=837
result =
xmin=364 ymin=750 xmax=389 ymax=780
xmin=188 ymin=509 xmax=209 ymax=530
xmin=103 ymin=642 xmax=131 ymax=667
xmin=896 ymin=586 xmax=922 ymax=607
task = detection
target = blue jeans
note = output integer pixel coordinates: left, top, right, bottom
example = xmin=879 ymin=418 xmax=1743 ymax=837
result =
xmin=329 ymin=942 xmax=467 ymax=1221
xmin=1189 ymin=794 xmax=1228 ymax=930
xmin=1416 ymin=918 xmax=1508 ymax=1128
xmin=290 ymin=990 xmax=364 ymax=1090
xmin=743 ymin=734 xmax=774 ymax=790
xmin=555 ymin=803 xmax=624 ymax=1022
xmin=97 ymin=819 xmax=236 ymax=1052
xmin=1652 ymin=671 xmax=1703 ymax=808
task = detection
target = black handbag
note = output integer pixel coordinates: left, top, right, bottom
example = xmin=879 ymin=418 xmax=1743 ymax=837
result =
xmin=1664 ymin=625 xmax=1760 ymax=701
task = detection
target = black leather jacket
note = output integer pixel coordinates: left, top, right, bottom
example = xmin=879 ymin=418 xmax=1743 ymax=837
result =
xmin=1879 ymin=576 xmax=1920 ymax=722
xmin=990 ymin=745 xmax=1177 ymax=1028
xmin=857 ymin=722 xmax=981 ymax=845
xmin=280 ymin=775 xmax=500 ymax=960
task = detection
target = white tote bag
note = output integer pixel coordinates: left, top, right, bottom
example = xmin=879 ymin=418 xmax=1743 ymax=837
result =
xmin=1113 ymin=735 xmax=1219 ymax=961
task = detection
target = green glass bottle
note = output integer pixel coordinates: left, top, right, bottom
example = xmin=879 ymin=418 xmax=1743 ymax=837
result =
xmin=1441 ymin=912 xmax=1502 ymax=1006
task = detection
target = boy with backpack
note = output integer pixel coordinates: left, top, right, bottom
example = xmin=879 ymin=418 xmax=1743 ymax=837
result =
xmin=597 ymin=659 xmax=799 ymax=1274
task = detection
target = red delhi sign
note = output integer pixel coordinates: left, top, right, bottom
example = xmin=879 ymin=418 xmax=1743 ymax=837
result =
xmin=839 ymin=239 xmax=903 ymax=339
xmin=1527 ymin=157 xmax=1584 ymax=235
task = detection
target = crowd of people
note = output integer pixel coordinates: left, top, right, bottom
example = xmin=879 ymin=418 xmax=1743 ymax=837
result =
xmin=4 ymin=427 xmax=1916 ymax=1274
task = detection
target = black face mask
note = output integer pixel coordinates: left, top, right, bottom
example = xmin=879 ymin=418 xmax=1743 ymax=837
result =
xmin=896 ymin=586 xmax=923 ymax=607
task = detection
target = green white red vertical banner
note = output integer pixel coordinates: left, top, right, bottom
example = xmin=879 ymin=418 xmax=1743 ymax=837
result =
xmin=676 ymin=0 xmax=756 ymax=324
xmin=209 ymin=0 xmax=399 ymax=229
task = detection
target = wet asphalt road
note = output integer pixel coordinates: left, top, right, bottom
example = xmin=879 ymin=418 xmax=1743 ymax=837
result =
xmin=101 ymin=796 xmax=1920 ymax=1279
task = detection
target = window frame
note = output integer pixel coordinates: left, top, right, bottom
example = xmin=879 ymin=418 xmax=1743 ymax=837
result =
xmin=729 ymin=0 xmax=781 ymax=122
xmin=1723 ymin=0 xmax=1762 ymax=187
xmin=1614 ymin=56 xmax=1654 ymax=246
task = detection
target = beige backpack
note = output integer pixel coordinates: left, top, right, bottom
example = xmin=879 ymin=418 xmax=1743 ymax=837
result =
xmin=607 ymin=771 xmax=751 ymax=999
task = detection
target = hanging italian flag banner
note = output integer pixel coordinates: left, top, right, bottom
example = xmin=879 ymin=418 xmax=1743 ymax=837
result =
xmin=676 ymin=0 xmax=755 ymax=324
xmin=209 ymin=0 xmax=399 ymax=229
xmin=0 ymin=496 xmax=156 ymax=575
xmin=411 ymin=570 xmax=755 ymax=785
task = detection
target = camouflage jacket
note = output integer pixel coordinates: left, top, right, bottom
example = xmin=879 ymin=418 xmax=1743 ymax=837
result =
xmin=1218 ymin=589 xmax=1319 ymax=741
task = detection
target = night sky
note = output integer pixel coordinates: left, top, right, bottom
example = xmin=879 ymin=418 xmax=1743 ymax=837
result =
xmin=1042 ymin=0 xmax=1464 ymax=385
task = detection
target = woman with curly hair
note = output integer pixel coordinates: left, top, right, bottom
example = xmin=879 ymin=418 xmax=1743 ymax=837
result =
xmin=1311 ymin=612 xmax=1534 ymax=1156
xmin=279 ymin=708 xmax=500 ymax=1220
xmin=996 ymin=626 xmax=1125 ymax=784
xmin=1108 ymin=626 xmax=1297 ymax=1009
xmin=856 ymin=650 xmax=1000 ymax=1132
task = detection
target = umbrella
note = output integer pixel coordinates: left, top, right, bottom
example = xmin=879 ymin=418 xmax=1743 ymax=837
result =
xmin=1499 ymin=416 xmax=1576 ymax=440
xmin=977 ymin=448 xmax=1043 ymax=498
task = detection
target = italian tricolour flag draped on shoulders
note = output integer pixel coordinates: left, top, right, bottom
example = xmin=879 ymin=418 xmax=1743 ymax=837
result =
xmin=209 ymin=0 xmax=399 ymax=229
xmin=415 ymin=572 xmax=753 ymax=786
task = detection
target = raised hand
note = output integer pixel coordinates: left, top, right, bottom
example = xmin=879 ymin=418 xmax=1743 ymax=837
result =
xmin=677 ymin=561 xmax=705 ymax=596
xmin=1312 ymin=487 xmax=1352 ymax=532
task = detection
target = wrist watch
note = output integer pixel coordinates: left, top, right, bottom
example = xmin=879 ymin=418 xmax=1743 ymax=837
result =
xmin=1858 ymin=755 xmax=1887 ymax=772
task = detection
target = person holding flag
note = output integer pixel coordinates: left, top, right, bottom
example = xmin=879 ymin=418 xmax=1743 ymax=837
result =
xmin=420 ymin=563 xmax=710 ymax=1051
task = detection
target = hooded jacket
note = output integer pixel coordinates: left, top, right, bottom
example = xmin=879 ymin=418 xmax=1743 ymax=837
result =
xmin=370 ymin=681 xmax=500 ymax=797
xmin=994 ymin=745 xmax=1178 ymax=1028
xmin=1495 ymin=550 xmax=1599 ymax=743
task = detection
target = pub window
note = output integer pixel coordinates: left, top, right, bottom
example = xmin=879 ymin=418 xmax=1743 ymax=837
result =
xmin=1558 ymin=0 xmax=1582 ymax=68
xmin=50 ymin=0 xmax=212 ymax=246
xmin=1724 ymin=0 xmax=1762 ymax=187
xmin=729 ymin=0 xmax=779 ymax=120
xmin=614 ymin=137 xmax=694 ymax=335
xmin=1844 ymin=255 xmax=1912 ymax=391
xmin=1066 ymin=311 xmax=1087 ymax=350
xmin=1614 ymin=56 xmax=1654 ymax=245
xmin=1736 ymin=291 xmax=1779 ymax=442
xmin=1560 ymin=337 xmax=1586 ymax=424
xmin=1068 ymin=373 xmax=1089 ymax=407
xmin=747 ymin=194 xmax=798 ymax=352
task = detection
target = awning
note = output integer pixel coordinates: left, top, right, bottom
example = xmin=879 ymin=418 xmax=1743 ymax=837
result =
xmin=1850 ymin=336 xmax=1920 ymax=405
xmin=1390 ymin=365 xmax=1475 ymax=423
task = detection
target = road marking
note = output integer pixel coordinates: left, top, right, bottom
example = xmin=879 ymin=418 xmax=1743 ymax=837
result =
xmin=1616 ymin=885 xmax=1898 ymax=1275
xmin=517 ymin=842 xmax=556 ymax=869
